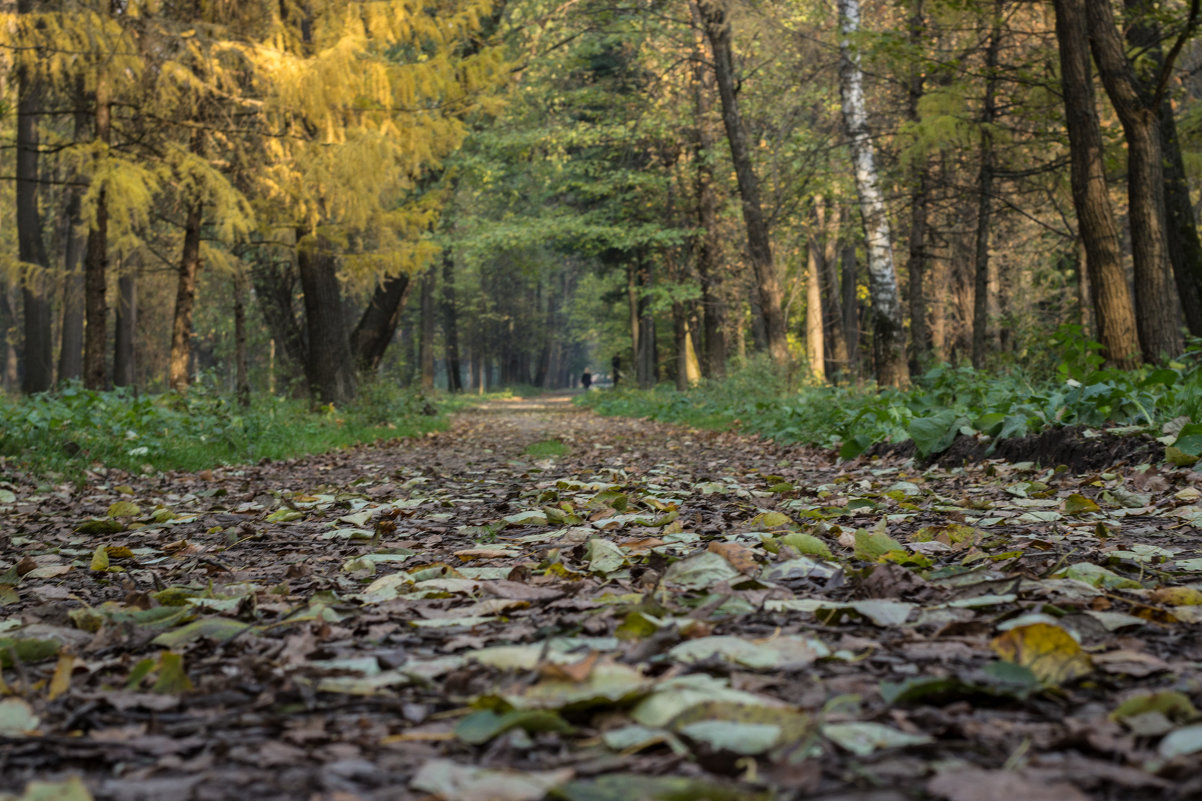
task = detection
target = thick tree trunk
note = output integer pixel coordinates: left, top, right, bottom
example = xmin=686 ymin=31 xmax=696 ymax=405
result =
xmin=84 ymin=69 xmax=111 ymax=390
xmin=1052 ymin=0 xmax=1141 ymax=368
xmin=905 ymin=0 xmax=931 ymax=371
xmin=169 ymin=202 xmax=203 ymax=392
xmin=1087 ymin=0 xmax=1183 ymax=360
xmin=233 ymin=268 xmax=250 ymax=408
xmin=697 ymin=0 xmax=788 ymax=364
xmin=113 ymin=270 xmax=136 ymax=387
xmin=837 ymin=0 xmax=909 ymax=386
xmin=971 ymin=3 xmax=1001 ymax=370
xmin=16 ymin=34 xmax=53 ymax=394
xmin=1121 ymin=0 xmax=1202 ymax=336
xmin=419 ymin=269 xmax=435 ymax=391
xmin=349 ymin=272 xmax=412 ymax=373
xmin=817 ymin=203 xmax=849 ymax=379
xmin=690 ymin=3 xmax=727 ymax=379
xmin=442 ymin=250 xmax=462 ymax=392
xmin=297 ymin=231 xmax=356 ymax=405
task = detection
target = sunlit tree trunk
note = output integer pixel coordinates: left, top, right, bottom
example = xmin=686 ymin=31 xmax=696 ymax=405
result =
xmin=805 ymin=240 xmax=825 ymax=381
xmin=1052 ymin=0 xmax=1141 ymax=368
xmin=169 ymin=202 xmax=203 ymax=392
xmin=16 ymin=2 xmax=53 ymax=394
xmin=837 ymin=0 xmax=909 ymax=386
xmin=1086 ymin=0 xmax=1185 ymax=360
xmin=697 ymin=0 xmax=788 ymax=364
xmin=971 ymin=2 xmax=1001 ymax=370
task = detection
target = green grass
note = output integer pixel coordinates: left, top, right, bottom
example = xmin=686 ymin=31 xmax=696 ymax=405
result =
xmin=524 ymin=438 xmax=568 ymax=457
xmin=578 ymin=339 xmax=1202 ymax=461
xmin=0 ymin=380 xmax=455 ymax=482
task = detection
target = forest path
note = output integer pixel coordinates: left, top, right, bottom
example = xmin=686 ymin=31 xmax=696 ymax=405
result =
xmin=2 ymin=399 xmax=1201 ymax=800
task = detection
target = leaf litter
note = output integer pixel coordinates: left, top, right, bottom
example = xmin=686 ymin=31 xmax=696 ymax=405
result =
xmin=1 ymin=395 xmax=1201 ymax=800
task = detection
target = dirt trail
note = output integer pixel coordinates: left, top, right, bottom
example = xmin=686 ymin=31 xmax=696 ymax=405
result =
xmin=2 ymin=399 xmax=1201 ymax=801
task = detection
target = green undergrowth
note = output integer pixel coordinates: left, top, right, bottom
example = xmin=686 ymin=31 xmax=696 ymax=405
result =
xmin=579 ymin=344 xmax=1202 ymax=464
xmin=0 ymin=380 xmax=456 ymax=481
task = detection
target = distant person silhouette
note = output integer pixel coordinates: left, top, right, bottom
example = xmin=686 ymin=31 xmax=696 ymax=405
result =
xmin=581 ymin=369 xmax=593 ymax=390
xmin=611 ymin=356 xmax=620 ymax=387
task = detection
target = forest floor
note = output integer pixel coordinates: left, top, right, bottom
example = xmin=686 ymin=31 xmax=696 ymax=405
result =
xmin=2 ymin=396 xmax=1202 ymax=801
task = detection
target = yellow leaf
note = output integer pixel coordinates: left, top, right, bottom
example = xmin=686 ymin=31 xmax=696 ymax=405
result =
xmin=990 ymin=623 xmax=1092 ymax=685
xmin=89 ymin=545 xmax=110 ymax=572
xmin=1063 ymin=494 xmax=1100 ymax=515
xmin=48 ymin=653 xmax=75 ymax=701
xmin=1149 ymin=587 xmax=1202 ymax=607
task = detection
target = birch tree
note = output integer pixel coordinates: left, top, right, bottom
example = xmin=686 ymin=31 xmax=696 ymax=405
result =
xmin=836 ymin=0 xmax=908 ymax=387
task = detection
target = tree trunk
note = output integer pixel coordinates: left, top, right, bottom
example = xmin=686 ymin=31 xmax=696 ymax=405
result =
xmin=442 ymin=249 xmax=462 ymax=392
xmin=251 ymin=257 xmax=308 ymax=385
xmin=690 ymin=2 xmax=727 ymax=379
xmin=169 ymin=202 xmax=203 ymax=392
xmin=837 ymin=0 xmax=909 ymax=386
xmin=0 ymin=287 xmax=18 ymax=392
xmin=16 ymin=26 xmax=53 ymax=394
xmin=636 ymin=256 xmax=657 ymax=388
xmin=697 ymin=0 xmax=788 ymax=364
xmin=805 ymin=239 xmax=825 ymax=381
xmin=233 ymin=268 xmax=250 ymax=408
xmin=297 ymin=231 xmax=356 ymax=405
xmin=1052 ymin=0 xmax=1141 ymax=368
xmin=84 ymin=69 xmax=111 ymax=390
xmin=674 ymin=301 xmax=702 ymax=390
xmin=627 ymin=261 xmax=639 ymax=363
xmin=905 ymin=0 xmax=931 ymax=372
xmin=349 ymin=272 xmax=412 ymax=373
xmin=419 ymin=268 xmax=435 ymax=391
xmin=1087 ymin=0 xmax=1183 ymax=360
xmin=1121 ymin=0 xmax=1202 ymax=336
xmin=971 ymin=3 xmax=1001 ymax=370
xmin=113 ymin=268 xmax=136 ymax=387
xmin=59 ymin=191 xmax=85 ymax=383
xmin=841 ymin=241 xmax=861 ymax=376
xmin=817 ymin=202 xmax=849 ymax=379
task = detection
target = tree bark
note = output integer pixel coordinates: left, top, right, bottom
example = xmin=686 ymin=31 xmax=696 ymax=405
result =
xmin=690 ymin=2 xmax=727 ymax=379
xmin=349 ymin=272 xmax=412 ymax=373
xmin=441 ymin=249 xmax=463 ymax=392
xmin=805 ymin=239 xmax=825 ymax=381
xmin=1121 ymin=0 xmax=1202 ymax=336
xmin=697 ymin=0 xmax=788 ymax=364
xmin=169 ymin=202 xmax=203 ymax=392
xmin=297 ymin=231 xmax=356 ymax=405
xmin=1086 ymin=0 xmax=1183 ymax=360
xmin=905 ymin=0 xmax=931 ymax=372
xmin=233 ymin=268 xmax=250 ymax=408
xmin=84 ymin=68 xmax=111 ymax=390
xmin=817 ymin=202 xmax=849 ymax=379
xmin=16 ymin=17 xmax=53 ymax=394
xmin=113 ymin=269 xmax=136 ymax=387
xmin=419 ymin=268 xmax=435 ymax=391
xmin=841 ymin=241 xmax=860 ymax=376
xmin=837 ymin=0 xmax=909 ymax=386
xmin=1052 ymin=0 xmax=1141 ymax=368
xmin=59 ymin=188 xmax=85 ymax=383
xmin=636 ymin=256 xmax=657 ymax=388
xmin=971 ymin=2 xmax=1001 ymax=370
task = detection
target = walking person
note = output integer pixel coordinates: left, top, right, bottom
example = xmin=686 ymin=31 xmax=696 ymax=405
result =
xmin=581 ymin=368 xmax=593 ymax=391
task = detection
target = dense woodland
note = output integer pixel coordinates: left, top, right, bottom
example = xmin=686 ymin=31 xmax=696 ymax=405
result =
xmin=2 ymin=0 xmax=1201 ymax=406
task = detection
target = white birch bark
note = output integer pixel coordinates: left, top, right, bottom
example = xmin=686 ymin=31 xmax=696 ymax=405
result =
xmin=836 ymin=0 xmax=909 ymax=387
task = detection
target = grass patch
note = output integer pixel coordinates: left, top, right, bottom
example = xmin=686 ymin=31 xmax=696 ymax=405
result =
xmin=525 ymin=438 xmax=568 ymax=457
xmin=579 ymin=342 xmax=1202 ymax=461
xmin=0 ymin=380 xmax=453 ymax=482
